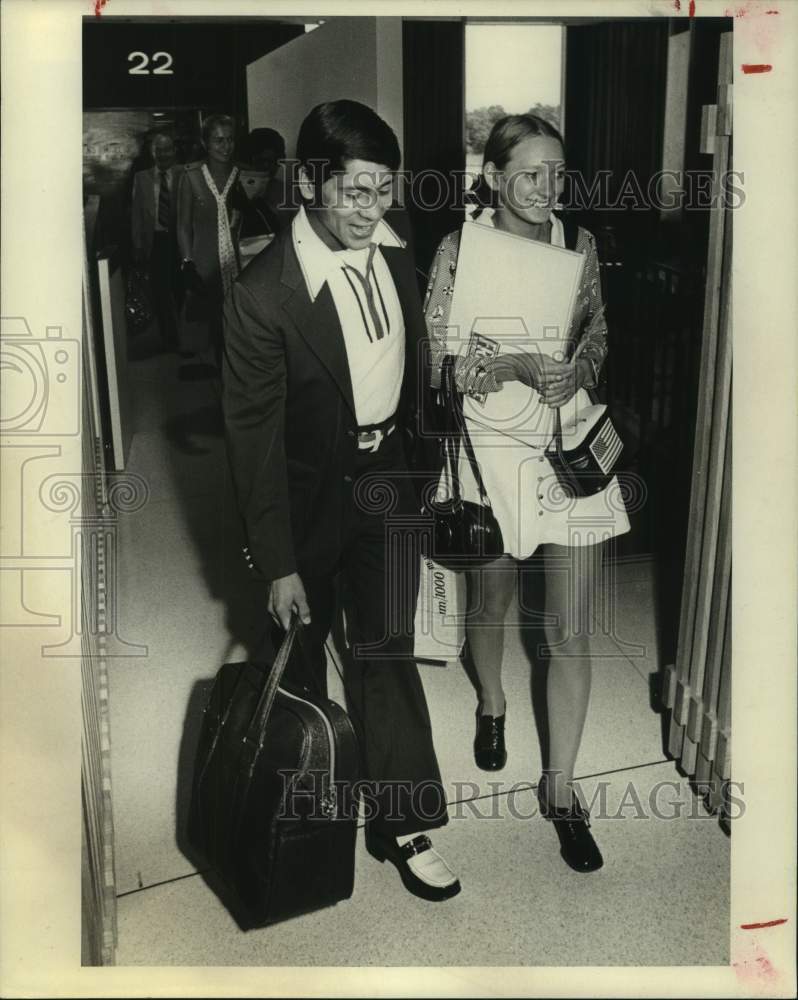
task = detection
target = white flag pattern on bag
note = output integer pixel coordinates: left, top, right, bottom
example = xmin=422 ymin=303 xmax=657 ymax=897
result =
xmin=589 ymin=419 xmax=623 ymax=474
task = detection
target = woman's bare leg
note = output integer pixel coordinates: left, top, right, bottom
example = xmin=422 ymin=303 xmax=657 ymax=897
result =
xmin=542 ymin=542 xmax=603 ymax=809
xmin=465 ymin=555 xmax=517 ymax=716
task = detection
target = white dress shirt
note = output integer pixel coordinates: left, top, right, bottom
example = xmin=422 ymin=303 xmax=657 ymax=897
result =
xmin=292 ymin=205 xmax=405 ymax=427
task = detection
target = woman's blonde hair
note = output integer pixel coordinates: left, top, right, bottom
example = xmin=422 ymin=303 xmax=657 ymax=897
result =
xmin=201 ymin=113 xmax=235 ymax=149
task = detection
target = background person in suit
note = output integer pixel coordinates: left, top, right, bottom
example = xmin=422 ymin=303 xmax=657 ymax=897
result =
xmin=222 ymin=100 xmax=460 ymax=903
xmin=130 ymin=132 xmax=181 ymax=349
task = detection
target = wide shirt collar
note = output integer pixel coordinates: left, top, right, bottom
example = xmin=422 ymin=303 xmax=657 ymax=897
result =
xmin=292 ymin=204 xmax=405 ymax=302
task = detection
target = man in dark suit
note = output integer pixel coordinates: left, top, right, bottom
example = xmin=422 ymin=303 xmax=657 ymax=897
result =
xmin=222 ymin=101 xmax=459 ymax=902
xmin=131 ymin=132 xmax=181 ymax=349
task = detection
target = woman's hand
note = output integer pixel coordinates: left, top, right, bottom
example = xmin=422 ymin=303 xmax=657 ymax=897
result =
xmin=537 ymin=356 xmax=591 ymax=409
xmin=474 ymin=352 xmax=589 ymax=405
xmin=489 ymin=352 xmax=543 ymax=390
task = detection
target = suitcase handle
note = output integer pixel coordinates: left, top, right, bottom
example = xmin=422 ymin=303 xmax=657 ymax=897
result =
xmin=243 ymin=615 xmax=301 ymax=758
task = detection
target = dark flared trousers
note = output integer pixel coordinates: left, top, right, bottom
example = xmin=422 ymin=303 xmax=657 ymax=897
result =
xmin=274 ymin=430 xmax=448 ymax=837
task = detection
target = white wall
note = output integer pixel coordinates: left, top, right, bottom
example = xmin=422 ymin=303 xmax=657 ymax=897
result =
xmin=246 ymin=17 xmax=403 ymax=160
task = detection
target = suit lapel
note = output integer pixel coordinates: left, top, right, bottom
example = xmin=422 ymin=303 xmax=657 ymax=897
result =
xmin=280 ymin=236 xmax=356 ymax=417
xmin=380 ymin=244 xmax=424 ymax=348
xmin=380 ymin=243 xmax=425 ymax=412
xmin=277 ymin=229 xmax=426 ymax=422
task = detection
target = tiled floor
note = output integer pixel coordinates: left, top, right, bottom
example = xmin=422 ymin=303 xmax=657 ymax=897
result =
xmin=108 ymin=341 xmax=729 ymax=966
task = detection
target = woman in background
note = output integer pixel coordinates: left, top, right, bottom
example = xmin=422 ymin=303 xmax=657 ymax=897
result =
xmin=177 ymin=113 xmax=248 ymax=363
xmin=423 ymin=114 xmax=630 ymax=873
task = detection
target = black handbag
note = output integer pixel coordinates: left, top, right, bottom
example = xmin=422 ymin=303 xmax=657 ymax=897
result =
xmin=545 ymin=400 xmax=624 ymax=498
xmin=187 ymin=619 xmax=361 ymax=929
xmin=422 ymin=356 xmax=504 ymax=571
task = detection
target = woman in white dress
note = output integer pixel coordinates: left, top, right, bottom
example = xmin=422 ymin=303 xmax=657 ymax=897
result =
xmin=423 ymin=114 xmax=630 ymax=872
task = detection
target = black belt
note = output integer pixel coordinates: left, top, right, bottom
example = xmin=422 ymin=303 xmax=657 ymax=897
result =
xmin=356 ymin=415 xmax=396 ymax=452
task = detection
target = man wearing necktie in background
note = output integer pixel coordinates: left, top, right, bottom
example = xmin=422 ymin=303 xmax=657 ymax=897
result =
xmin=223 ymin=100 xmax=460 ymax=903
xmin=131 ymin=132 xmax=181 ymax=350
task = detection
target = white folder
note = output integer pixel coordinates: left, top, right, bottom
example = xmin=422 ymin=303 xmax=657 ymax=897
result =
xmin=444 ymin=221 xmax=585 ymax=446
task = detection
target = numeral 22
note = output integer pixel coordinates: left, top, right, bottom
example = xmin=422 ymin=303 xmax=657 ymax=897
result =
xmin=128 ymin=52 xmax=174 ymax=75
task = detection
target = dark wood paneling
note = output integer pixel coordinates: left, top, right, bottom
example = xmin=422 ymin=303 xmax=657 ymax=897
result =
xmin=402 ymin=20 xmax=466 ymax=278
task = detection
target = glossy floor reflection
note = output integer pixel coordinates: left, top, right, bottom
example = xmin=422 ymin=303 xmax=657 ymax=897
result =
xmin=109 ymin=348 xmax=729 ymax=966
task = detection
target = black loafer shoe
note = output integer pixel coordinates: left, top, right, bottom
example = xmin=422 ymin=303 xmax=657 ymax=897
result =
xmin=366 ymin=832 xmax=461 ymax=902
xmin=474 ymin=709 xmax=507 ymax=771
xmin=537 ymin=778 xmax=604 ymax=873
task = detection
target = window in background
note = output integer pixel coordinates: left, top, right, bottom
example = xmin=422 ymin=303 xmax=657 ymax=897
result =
xmin=465 ymin=23 xmax=564 ymax=185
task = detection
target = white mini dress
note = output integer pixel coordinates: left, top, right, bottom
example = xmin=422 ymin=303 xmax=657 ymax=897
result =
xmin=424 ymin=211 xmax=630 ymax=559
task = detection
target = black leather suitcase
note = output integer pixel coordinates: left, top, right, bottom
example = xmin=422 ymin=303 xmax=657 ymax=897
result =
xmin=188 ymin=621 xmax=361 ymax=928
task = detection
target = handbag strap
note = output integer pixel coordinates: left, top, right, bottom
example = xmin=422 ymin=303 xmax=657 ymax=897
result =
xmin=440 ymin=357 xmax=461 ymax=501
xmin=441 ymin=355 xmax=492 ymax=508
xmin=551 ymin=405 xmax=566 ymax=462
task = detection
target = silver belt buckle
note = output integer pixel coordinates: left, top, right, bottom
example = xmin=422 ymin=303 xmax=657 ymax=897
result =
xmin=364 ymin=428 xmax=383 ymax=452
xmin=358 ymin=421 xmax=394 ymax=452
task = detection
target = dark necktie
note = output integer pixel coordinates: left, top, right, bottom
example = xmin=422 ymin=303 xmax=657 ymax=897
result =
xmin=157 ymin=171 xmax=170 ymax=229
xmin=343 ymin=244 xmax=387 ymax=341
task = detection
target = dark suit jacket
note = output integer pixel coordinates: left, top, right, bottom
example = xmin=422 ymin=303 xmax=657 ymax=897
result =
xmin=222 ymin=212 xmax=436 ymax=584
xmin=131 ymin=165 xmax=180 ymax=256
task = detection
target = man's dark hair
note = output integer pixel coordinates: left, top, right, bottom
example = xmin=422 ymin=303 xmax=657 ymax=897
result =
xmin=246 ymin=127 xmax=286 ymax=162
xmin=296 ymin=100 xmax=401 ymax=184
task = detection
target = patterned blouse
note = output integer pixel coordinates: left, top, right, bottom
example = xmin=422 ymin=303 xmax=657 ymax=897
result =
xmin=422 ymin=215 xmax=609 ymax=397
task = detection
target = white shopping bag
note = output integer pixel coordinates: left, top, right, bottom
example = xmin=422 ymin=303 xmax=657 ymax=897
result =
xmin=413 ymin=556 xmax=466 ymax=663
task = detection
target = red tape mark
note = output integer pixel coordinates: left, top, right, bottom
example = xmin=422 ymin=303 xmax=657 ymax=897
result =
xmin=741 ymin=63 xmax=773 ymax=73
xmin=741 ymin=918 xmax=788 ymax=930
xmin=689 ymin=0 xmax=696 ymax=15
xmin=94 ymin=0 xmax=109 ymax=17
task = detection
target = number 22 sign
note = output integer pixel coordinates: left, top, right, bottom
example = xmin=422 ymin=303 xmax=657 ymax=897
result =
xmin=127 ymin=51 xmax=174 ymax=75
